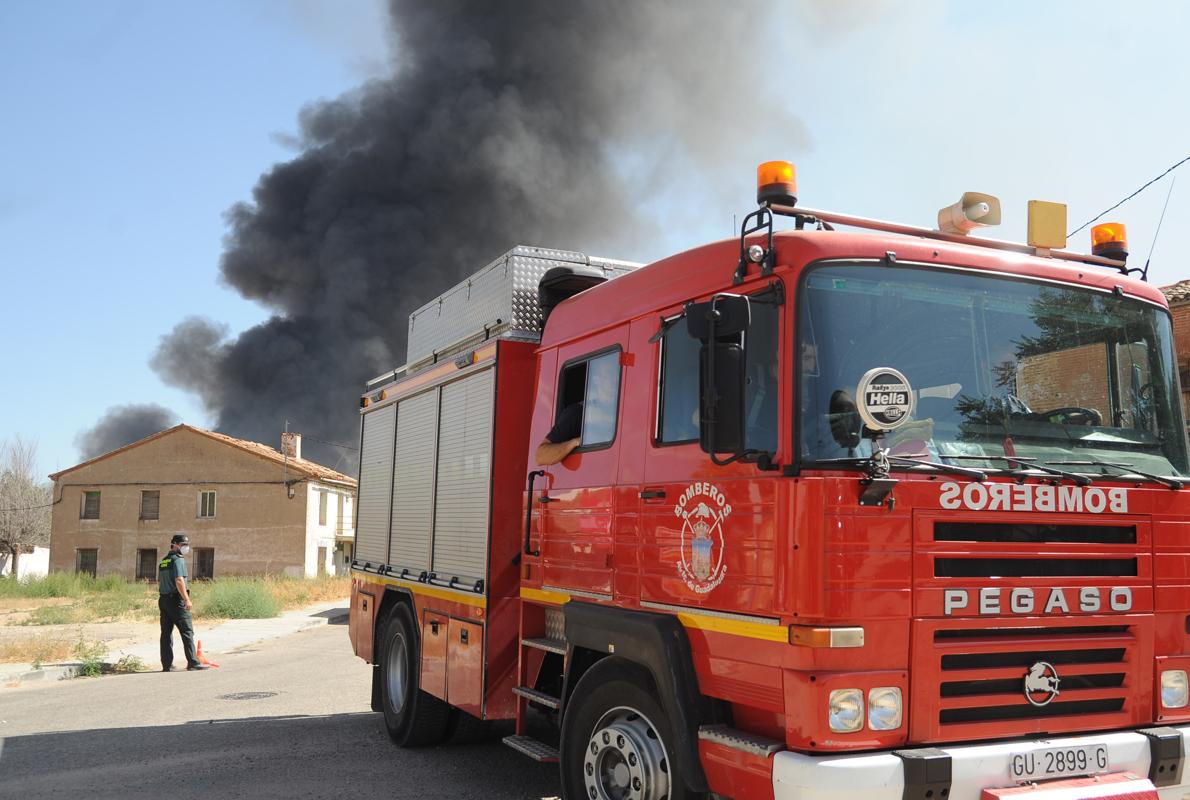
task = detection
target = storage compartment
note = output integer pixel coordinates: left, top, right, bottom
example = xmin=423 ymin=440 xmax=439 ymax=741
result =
xmin=355 ymin=404 xmax=396 ymax=564
xmin=350 ymin=586 xmax=377 ymax=662
xmin=420 ymin=611 xmax=449 ymax=701
xmin=448 ymin=618 xmax=485 ymax=716
xmin=404 ymin=246 xmax=638 ymax=371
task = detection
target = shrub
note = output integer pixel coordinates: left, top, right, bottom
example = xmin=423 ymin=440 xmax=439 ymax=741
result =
xmin=112 ymin=654 xmax=147 ymax=673
xmin=73 ymin=638 xmax=107 ymax=677
xmin=193 ymin=580 xmax=280 ymax=619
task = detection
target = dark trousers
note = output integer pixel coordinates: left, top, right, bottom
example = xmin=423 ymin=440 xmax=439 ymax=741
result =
xmin=159 ymin=594 xmax=198 ymax=668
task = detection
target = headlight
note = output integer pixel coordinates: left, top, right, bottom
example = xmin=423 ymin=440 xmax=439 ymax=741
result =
xmin=828 ymin=688 xmax=864 ymax=732
xmin=1162 ymin=670 xmax=1188 ymax=709
xmin=868 ymin=687 xmax=903 ymax=730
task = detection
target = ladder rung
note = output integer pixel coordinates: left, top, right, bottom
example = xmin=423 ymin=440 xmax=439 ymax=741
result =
xmin=521 ymin=637 xmax=567 ymax=655
xmin=503 ymin=734 xmax=559 ymax=762
xmin=512 ymin=686 xmax=560 ymax=710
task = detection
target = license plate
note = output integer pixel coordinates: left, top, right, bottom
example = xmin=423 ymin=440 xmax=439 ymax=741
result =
xmin=1008 ymin=744 xmax=1109 ymax=782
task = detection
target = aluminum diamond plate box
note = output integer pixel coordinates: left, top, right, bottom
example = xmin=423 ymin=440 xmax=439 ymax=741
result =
xmin=405 ymin=245 xmax=639 ymax=369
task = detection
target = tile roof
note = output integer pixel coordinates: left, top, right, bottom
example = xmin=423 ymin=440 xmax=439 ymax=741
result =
xmin=1160 ymin=280 xmax=1190 ymax=305
xmin=49 ymin=424 xmax=357 ymax=487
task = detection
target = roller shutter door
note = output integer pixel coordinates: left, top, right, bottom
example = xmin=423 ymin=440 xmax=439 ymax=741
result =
xmin=389 ymin=389 xmax=438 ymax=571
xmin=432 ymin=369 xmax=494 ymax=582
xmin=355 ymin=404 xmax=395 ymax=564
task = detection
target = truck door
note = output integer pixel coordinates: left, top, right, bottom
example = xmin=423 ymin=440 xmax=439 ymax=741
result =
xmin=535 ymin=327 xmax=629 ymax=599
xmin=638 ymin=292 xmax=785 ymax=615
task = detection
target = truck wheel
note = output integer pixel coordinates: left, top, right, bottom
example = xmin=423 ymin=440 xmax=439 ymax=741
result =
xmin=378 ymin=602 xmax=450 ymax=747
xmin=560 ymin=658 xmax=701 ymax=800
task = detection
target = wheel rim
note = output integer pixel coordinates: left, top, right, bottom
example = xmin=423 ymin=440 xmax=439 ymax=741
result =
xmin=386 ymin=631 xmax=408 ymax=715
xmin=582 ymin=706 xmax=670 ymax=800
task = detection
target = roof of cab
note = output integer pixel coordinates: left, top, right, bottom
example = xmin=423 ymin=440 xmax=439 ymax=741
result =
xmin=540 ymin=229 xmax=1167 ymax=348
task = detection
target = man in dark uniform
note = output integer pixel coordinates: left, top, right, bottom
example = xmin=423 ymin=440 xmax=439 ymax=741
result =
xmin=159 ymin=534 xmax=207 ymax=672
xmin=535 ymin=402 xmax=583 ymax=465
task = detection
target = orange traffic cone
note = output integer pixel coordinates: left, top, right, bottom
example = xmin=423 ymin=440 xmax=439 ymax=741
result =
xmin=196 ymin=639 xmax=220 ymax=668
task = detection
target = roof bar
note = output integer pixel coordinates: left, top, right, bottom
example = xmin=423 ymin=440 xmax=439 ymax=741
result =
xmin=770 ymin=204 xmax=1127 ymax=273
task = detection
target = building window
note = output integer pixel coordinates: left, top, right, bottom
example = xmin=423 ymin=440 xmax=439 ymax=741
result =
xmin=318 ymin=491 xmax=328 ymax=526
xmin=76 ymin=548 xmax=97 ymax=578
xmin=555 ymin=348 xmax=622 ymax=450
xmin=136 ymin=548 xmax=158 ymax=581
xmin=81 ymin=491 xmax=101 ymax=520
xmin=140 ymin=490 xmax=160 ymax=521
xmin=198 ymin=490 xmax=216 ymax=519
xmin=194 ymin=548 xmax=214 ymax=580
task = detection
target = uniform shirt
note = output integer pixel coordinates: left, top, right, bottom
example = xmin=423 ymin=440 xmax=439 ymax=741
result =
xmin=546 ymin=402 xmax=583 ymax=444
xmin=158 ymin=551 xmax=188 ymax=595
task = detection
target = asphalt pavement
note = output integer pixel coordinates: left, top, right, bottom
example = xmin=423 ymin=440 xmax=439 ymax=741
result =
xmin=0 ymin=621 xmax=561 ymax=799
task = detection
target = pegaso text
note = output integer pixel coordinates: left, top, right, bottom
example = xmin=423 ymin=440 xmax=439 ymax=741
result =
xmin=944 ymin=587 xmax=1134 ymax=616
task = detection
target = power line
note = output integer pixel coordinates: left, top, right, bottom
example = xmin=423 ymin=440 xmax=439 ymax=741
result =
xmin=298 ymin=434 xmax=359 ymax=452
xmin=1069 ymin=155 xmax=1190 ymax=237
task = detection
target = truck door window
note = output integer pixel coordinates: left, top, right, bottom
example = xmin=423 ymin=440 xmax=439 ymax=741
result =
xmin=657 ymin=321 xmax=700 ymax=444
xmin=656 ymin=300 xmax=780 ymax=452
xmin=556 ymin=348 xmax=622 ymax=449
xmin=743 ymin=301 xmax=780 ymax=453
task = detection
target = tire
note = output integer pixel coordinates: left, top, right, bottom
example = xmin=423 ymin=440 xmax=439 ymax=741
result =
xmin=559 ymin=658 xmax=702 ymax=800
xmin=378 ymin=602 xmax=451 ymax=747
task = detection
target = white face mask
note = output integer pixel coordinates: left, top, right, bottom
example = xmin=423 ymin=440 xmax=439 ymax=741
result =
xmin=179 ymin=545 xmax=191 ymax=556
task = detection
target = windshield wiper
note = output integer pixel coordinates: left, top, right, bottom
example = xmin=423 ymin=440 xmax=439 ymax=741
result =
xmin=942 ymin=455 xmax=1092 ymax=486
xmin=814 ymin=455 xmax=987 ymax=481
xmin=1049 ymin=459 xmax=1183 ymax=490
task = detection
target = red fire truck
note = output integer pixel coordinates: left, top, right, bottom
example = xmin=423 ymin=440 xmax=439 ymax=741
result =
xmin=348 ymin=162 xmax=1190 ymax=800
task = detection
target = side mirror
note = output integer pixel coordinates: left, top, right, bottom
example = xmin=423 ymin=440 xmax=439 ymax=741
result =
xmin=686 ymin=294 xmax=750 ymax=460
xmin=686 ymin=295 xmax=750 ymax=340
xmin=699 ymin=342 xmax=745 ymax=454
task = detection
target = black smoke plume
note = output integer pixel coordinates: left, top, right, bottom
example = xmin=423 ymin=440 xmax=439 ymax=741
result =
xmin=143 ymin=0 xmax=801 ymax=472
xmin=76 ymin=404 xmax=178 ymax=460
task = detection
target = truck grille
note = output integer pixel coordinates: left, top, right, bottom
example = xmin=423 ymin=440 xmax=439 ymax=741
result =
xmin=912 ymin=617 xmax=1152 ymax=742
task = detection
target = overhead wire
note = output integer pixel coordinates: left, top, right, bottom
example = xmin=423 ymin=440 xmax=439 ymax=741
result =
xmin=1068 ymin=154 xmax=1190 ymax=237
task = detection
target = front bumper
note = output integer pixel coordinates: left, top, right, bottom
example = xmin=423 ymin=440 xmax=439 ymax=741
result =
xmin=773 ymin=727 xmax=1190 ymax=800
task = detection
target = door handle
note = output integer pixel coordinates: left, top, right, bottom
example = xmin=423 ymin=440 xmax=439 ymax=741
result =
xmin=537 ymin=495 xmax=557 ymax=503
xmin=639 ymin=489 xmax=667 ymax=500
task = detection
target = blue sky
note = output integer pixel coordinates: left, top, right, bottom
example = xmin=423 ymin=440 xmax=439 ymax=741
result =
xmin=2 ymin=1 xmax=1188 ymax=478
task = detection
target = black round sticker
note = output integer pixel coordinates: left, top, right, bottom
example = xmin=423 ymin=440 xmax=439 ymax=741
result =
xmin=856 ymin=367 xmax=914 ymax=431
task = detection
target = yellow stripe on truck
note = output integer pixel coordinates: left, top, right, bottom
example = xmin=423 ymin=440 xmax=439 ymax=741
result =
xmin=354 ymin=570 xmax=487 ymax=608
xmin=518 ymin=587 xmax=788 ymax=643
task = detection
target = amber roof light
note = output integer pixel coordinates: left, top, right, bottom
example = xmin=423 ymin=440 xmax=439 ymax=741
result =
xmin=1091 ymin=222 xmax=1128 ymax=261
xmin=756 ymin=161 xmax=797 ymax=206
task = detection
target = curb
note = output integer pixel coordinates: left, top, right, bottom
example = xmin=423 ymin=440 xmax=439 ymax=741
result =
xmin=1 ymin=663 xmax=81 ymax=686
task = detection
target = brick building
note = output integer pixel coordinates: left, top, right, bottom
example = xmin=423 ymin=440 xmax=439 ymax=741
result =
xmin=1161 ymin=280 xmax=1190 ymax=420
xmin=48 ymin=425 xmax=356 ymax=580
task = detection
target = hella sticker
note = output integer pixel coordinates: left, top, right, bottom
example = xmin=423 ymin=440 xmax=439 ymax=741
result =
xmin=856 ymin=367 xmax=914 ymax=432
xmin=939 ymin=481 xmax=1128 ymax=514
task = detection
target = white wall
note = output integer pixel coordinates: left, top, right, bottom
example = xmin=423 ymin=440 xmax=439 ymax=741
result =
xmin=0 ymin=546 xmax=50 ymax=578
xmin=303 ymin=483 xmax=355 ymax=577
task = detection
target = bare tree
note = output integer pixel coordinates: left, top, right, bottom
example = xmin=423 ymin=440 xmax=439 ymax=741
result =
xmin=0 ymin=437 xmax=52 ymax=577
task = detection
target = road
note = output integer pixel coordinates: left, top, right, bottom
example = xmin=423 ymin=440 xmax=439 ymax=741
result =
xmin=0 ymin=620 xmax=561 ymax=800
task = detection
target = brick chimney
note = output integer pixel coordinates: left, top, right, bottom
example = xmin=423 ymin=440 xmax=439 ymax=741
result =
xmin=281 ymin=431 xmax=302 ymax=460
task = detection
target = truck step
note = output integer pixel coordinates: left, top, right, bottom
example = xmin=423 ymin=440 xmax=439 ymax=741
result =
xmin=521 ymin=637 xmax=567 ymax=655
xmin=503 ymin=734 xmax=559 ymax=763
xmin=512 ymin=686 xmax=561 ymax=710
xmin=698 ymin=724 xmax=785 ymax=757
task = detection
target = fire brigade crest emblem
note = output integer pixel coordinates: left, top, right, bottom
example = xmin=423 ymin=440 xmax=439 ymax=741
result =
xmin=674 ymin=482 xmax=731 ymax=593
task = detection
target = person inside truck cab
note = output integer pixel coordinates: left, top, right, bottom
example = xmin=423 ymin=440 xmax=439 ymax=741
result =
xmin=535 ymin=401 xmax=583 ymax=465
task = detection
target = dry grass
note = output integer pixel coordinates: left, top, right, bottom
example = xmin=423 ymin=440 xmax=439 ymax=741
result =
xmin=0 ymin=573 xmax=349 ymax=627
xmin=0 ymin=633 xmax=83 ymax=665
xmin=264 ymin=575 xmax=351 ymax=610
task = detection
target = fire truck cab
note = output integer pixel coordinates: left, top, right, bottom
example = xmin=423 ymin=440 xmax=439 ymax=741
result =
xmin=350 ymin=163 xmax=1190 ymax=800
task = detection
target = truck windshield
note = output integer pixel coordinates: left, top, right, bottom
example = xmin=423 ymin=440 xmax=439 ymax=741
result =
xmin=798 ymin=263 xmax=1189 ymax=477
